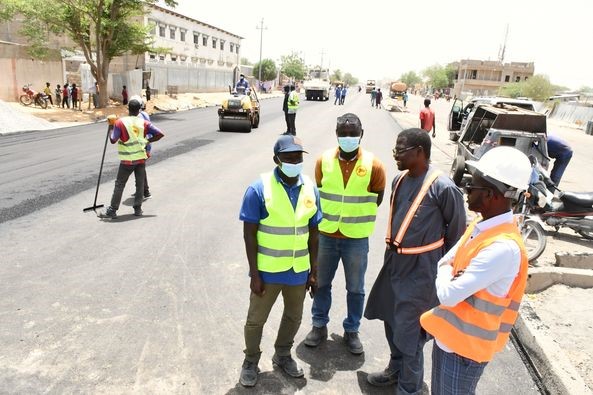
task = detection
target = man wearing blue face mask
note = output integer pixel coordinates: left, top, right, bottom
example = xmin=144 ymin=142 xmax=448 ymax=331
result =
xmin=238 ymin=134 xmax=322 ymax=387
xmin=304 ymin=113 xmax=386 ymax=355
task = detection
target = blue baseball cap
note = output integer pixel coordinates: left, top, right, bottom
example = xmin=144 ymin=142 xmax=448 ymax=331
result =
xmin=274 ymin=134 xmax=307 ymax=155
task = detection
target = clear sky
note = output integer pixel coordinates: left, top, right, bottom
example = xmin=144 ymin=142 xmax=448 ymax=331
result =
xmin=162 ymin=0 xmax=592 ymax=90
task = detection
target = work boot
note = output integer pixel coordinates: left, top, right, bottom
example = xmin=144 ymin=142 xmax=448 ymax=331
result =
xmin=143 ymin=191 xmax=151 ymax=199
xmin=367 ymin=365 xmax=398 ymax=387
xmin=133 ymin=206 xmax=143 ymax=216
xmin=304 ymin=326 xmax=328 ymax=347
xmin=98 ymin=206 xmax=117 ymax=219
xmin=343 ymin=331 xmax=364 ymax=355
xmin=272 ymin=354 xmax=304 ymax=378
xmin=239 ymin=359 xmax=259 ymax=387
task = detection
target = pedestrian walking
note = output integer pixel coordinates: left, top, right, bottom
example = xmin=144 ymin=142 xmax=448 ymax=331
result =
xmin=370 ymin=88 xmax=376 ymax=107
xmin=420 ymin=98 xmax=436 ymax=137
xmin=403 ymin=91 xmax=409 ymax=108
xmin=44 ymin=82 xmax=53 ymax=106
xmin=98 ymin=97 xmax=164 ymax=219
xmin=238 ymin=134 xmax=321 ymax=387
xmin=145 ymin=84 xmax=151 ymax=101
xmin=364 ymin=128 xmax=466 ymax=394
xmin=340 ymin=86 xmax=347 ymax=105
xmin=282 ymin=85 xmax=290 ymax=134
xmin=334 ymin=85 xmax=342 ymax=105
xmin=304 ymin=113 xmax=386 ymax=354
xmin=375 ymin=88 xmax=383 ymax=109
xmin=420 ymin=146 xmax=532 ymax=395
xmin=55 ymin=84 xmax=61 ymax=107
xmin=286 ymin=85 xmax=299 ymax=135
xmin=71 ymin=83 xmax=78 ymax=110
xmin=91 ymin=82 xmax=99 ymax=108
xmin=122 ymin=85 xmax=128 ymax=105
xmin=62 ymin=83 xmax=70 ymax=109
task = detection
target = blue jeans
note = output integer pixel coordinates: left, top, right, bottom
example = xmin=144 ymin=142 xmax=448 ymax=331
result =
xmin=550 ymin=150 xmax=573 ymax=186
xmin=431 ymin=343 xmax=488 ymax=395
xmin=311 ymin=234 xmax=369 ymax=332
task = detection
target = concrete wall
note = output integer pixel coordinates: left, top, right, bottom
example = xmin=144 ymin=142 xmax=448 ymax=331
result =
xmin=140 ymin=64 xmax=234 ymax=94
xmin=0 ymin=44 xmax=63 ymax=101
xmin=549 ymin=102 xmax=593 ymax=125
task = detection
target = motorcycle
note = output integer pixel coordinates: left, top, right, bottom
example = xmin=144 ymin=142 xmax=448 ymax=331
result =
xmin=517 ymin=156 xmax=593 ymax=262
xmin=19 ymin=84 xmax=48 ymax=109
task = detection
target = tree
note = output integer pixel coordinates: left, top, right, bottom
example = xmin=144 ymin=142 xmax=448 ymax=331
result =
xmin=498 ymin=82 xmax=523 ymax=98
xmin=4 ymin=0 xmax=177 ymax=107
xmin=522 ymin=75 xmax=554 ymax=101
xmin=280 ymin=52 xmax=306 ymax=81
xmin=400 ymin=71 xmax=422 ymax=88
xmin=343 ymin=73 xmax=358 ymax=86
xmin=253 ymin=59 xmax=277 ymax=82
xmin=331 ymin=69 xmax=343 ymax=83
xmin=422 ymin=64 xmax=454 ymax=90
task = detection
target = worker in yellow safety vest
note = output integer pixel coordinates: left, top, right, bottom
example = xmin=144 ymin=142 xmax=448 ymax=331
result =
xmin=304 ymin=113 xmax=386 ymax=355
xmin=238 ymin=134 xmax=322 ymax=387
xmin=286 ymin=85 xmax=299 ymax=135
xmin=364 ymin=128 xmax=467 ymax=394
xmin=420 ymin=146 xmax=532 ymax=395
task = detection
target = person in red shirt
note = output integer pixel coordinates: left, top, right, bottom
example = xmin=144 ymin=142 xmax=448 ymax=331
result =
xmin=420 ymin=98 xmax=436 ymax=137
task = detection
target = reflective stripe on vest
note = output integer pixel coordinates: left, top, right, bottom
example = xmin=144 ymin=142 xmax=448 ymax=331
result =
xmin=319 ymin=149 xmax=378 ymax=238
xmin=118 ymin=116 xmax=148 ymax=161
xmin=420 ymin=219 xmax=528 ymax=362
xmin=256 ymin=172 xmax=317 ymax=273
xmin=385 ymin=170 xmax=444 ymax=254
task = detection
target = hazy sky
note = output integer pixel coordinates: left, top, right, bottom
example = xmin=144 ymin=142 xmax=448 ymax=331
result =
xmin=163 ymin=0 xmax=592 ymax=90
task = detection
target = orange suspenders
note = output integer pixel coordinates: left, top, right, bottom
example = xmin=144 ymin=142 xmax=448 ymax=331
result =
xmin=385 ymin=170 xmax=444 ymax=254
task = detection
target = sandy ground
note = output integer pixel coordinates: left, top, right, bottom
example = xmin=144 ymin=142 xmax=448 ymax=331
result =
xmin=527 ymin=284 xmax=593 ymax=390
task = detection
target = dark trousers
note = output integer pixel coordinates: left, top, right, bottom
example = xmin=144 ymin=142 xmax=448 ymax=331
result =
xmin=46 ymin=95 xmax=53 ymax=106
xmin=110 ymin=162 xmax=146 ymax=210
xmin=62 ymin=96 xmax=69 ymax=108
xmin=550 ymin=151 xmax=573 ymax=186
xmin=284 ymin=111 xmax=290 ymax=133
xmin=287 ymin=113 xmax=296 ymax=135
xmin=431 ymin=344 xmax=487 ymax=395
xmin=385 ymin=322 xmax=427 ymax=395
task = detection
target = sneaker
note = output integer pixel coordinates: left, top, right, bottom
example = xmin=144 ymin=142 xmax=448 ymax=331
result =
xmin=272 ymin=354 xmax=304 ymax=378
xmin=304 ymin=326 xmax=328 ymax=347
xmin=98 ymin=206 xmax=117 ymax=219
xmin=143 ymin=192 xmax=151 ymax=199
xmin=343 ymin=331 xmax=364 ymax=355
xmin=239 ymin=359 xmax=259 ymax=387
xmin=367 ymin=365 xmax=398 ymax=387
xmin=133 ymin=206 xmax=143 ymax=216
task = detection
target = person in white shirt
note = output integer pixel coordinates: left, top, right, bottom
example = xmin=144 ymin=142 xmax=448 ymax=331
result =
xmin=420 ymin=146 xmax=533 ymax=395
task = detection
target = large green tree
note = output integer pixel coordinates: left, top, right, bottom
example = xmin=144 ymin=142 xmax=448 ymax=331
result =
xmin=422 ymin=64 xmax=456 ymax=90
xmin=2 ymin=0 xmax=177 ymax=107
xmin=280 ymin=52 xmax=306 ymax=81
xmin=498 ymin=75 xmax=554 ymax=101
xmin=400 ymin=71 xmax=422 ymax=88
xmin=253 ymin=59 xmax=278 ymax=82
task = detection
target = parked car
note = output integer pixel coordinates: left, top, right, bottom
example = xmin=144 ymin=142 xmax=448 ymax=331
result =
xmin=448 ymin=97 xmax=538 ymax=141
xmin=450 ymin=104 xmax=549 ymax=187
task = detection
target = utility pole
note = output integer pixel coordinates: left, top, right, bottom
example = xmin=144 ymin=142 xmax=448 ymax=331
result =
xmin=256 ymin=18 xmax=267 ymax=85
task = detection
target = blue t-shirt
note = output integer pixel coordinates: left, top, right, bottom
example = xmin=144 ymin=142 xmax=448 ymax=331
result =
xmin=239 ymin=168 xmax=323 ymax=285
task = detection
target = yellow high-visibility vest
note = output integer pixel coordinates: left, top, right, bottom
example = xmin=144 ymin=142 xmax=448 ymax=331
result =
xmin=117 ymin=116 xmax=148 ymax=162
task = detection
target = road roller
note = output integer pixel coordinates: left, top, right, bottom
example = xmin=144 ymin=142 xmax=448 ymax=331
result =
xmin=218 ymin=86 xmax=260 ymax=133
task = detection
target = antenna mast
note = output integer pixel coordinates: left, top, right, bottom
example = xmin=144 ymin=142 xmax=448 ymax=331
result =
xmin=498 ymin=24 xmax=509 ymax=62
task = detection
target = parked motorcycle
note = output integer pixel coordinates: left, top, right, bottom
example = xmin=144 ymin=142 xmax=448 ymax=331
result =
xmin=517 ymin=157 xmax=593 ymax=261
xmin=19 ymin=84 xmax=48 ymax=109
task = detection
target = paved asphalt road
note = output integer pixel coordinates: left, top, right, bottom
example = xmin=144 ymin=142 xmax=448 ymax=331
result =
xmin=0 ymin=92 xmax=540 ymax=393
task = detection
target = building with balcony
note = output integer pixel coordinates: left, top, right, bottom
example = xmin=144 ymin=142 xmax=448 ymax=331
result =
xmin=451 ymin=59 xmax=535 ymax=98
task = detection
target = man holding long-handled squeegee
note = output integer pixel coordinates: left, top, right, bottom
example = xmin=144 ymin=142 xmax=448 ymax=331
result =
xmin=84 ymin=97 xmax=164 ymax=218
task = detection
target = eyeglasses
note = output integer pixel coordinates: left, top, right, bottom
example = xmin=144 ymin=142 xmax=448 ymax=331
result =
xmin=337 ymin=115 xmax=361 ymax=127
xmin=463 ymin=184 xmax=492 ymax=194
xmin=392 ymin=146 xmax=418 ymax=156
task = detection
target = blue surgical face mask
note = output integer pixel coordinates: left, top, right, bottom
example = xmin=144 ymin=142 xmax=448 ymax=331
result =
xmin=279 ymin=161 xmax=303 ymax=178
xmin=338 ymin=136 xmax=360 ymax=153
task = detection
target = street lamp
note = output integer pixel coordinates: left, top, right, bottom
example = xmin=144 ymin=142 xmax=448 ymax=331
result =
xmin=256 ymin=18 xmax=266 ymax=88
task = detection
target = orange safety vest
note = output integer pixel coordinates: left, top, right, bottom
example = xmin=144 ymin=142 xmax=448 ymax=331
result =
xmin=385 ymin=169 xmax=444 ymax=254
xmin=420 ymin=219 xmax=528 ymax=363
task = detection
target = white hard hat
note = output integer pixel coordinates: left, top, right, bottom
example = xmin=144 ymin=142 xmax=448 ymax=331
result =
xmin=129 ymin=94 xmax=143 ymax=105
xmin=466 ymin=146 xmax=531 ymax=194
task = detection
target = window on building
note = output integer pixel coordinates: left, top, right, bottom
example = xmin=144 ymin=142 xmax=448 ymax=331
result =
xmin=212 ymin=38 xmax=217 ymax=49
xmin=505 ymin=75 xmax=510 ymax=82
xmin=159 ymin=55 xmax=165 ymax=61
xmin=193 ymin=33 xmax=199 ymax=44
xmin=159 ymin=26 xmax=165 ymax=37
xmin=170 ymin=27 xmax=175 ymax=40
xmin=220 ymin=41 xmax=224 ymax=50
xmin=516 ymin=76 xmax=521 ymax=82
xmin=180 ymin=56 xmax=186 ymax=62
xmin=230 ymin=43 xmax=234 ymax=52
xmin=524 ymin=76 xmax=528 ymax=81
xmin=202 ymin=36 xmax=208 ymax=46
xmin=148 ymin=20 xmax=156 ymax=35
xmin=171 ymin=54 xmax=177 ymax=62
xmin=149 ymin=53 xmax=156 ymax=61
xmin=236 ymin=45 xmax=240 ymax=54
xmin=180 ymin=30 xmax=185 ymax=42
xmin=471 ymin=70 xmax=477 ymax=79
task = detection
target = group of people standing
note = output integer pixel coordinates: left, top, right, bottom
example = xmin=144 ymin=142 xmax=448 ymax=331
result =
xmin=238 ymin=112 xmax=533 ymax=395
xmin=334 ymin=85 xmax=348 ymax=105
xmin=370 ymin=87 xmax=383 ymax=109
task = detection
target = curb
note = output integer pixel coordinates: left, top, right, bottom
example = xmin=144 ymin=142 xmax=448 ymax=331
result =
xmin=515 ymin=302 xmax=592 ymax=395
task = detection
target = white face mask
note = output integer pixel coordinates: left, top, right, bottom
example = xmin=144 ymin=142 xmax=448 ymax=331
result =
xmin=279 ymin=161 xmax=303 ymax=178
xmin=338 ymin=136 xmax=360 ymax=153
